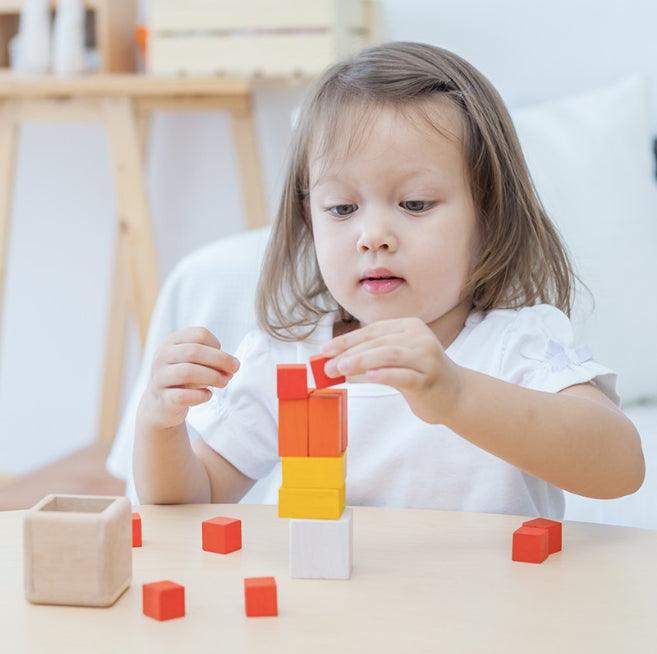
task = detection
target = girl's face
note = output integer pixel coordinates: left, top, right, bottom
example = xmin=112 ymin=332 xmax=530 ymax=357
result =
xmin=308 ymin=101 xmax=480 ymax=345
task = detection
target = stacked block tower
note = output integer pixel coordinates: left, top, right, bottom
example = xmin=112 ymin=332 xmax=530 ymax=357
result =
xmin=276 ymin=355 xmax=353 ymax=579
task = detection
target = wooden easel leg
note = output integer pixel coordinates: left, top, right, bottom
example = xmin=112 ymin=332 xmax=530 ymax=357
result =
xmin=230 ymin=95 xmax=269 ymax=229
xmin=102 ymin=96 xmax=159 ymax=344
xmin=0 ymin=101 xmax=18 ymax=396
xmin=97 ymin=98 xmax=157 ymax=443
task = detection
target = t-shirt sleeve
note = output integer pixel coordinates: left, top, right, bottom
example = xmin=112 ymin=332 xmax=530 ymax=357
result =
xmin=497 ymin=304 xmax=621 ymax=407
xmin=193 ymin=328 xmax=279 ymax=480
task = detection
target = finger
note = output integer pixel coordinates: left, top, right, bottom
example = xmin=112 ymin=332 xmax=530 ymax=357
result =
xmin=334 ymin=345 xmax=425 ymax=378
xmin=360 ymin=367 xmax=425 ymax=391
xmin=324 ymin=333 xmax=405 ymax=378
xmin=165 ymin=342 xmax=240 ymax=375
xmin=157 ymin=362 xmax=231 ymax=389
xmin=321 ymin=318 xmax=407 ymax=356
xmin=163 ymin=387 xmax=212 ymax=407
xmin=165 ymin=326 xmax=222 ymax=349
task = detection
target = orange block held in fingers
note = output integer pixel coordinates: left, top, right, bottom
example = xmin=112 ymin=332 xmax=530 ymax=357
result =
xmin=278 ymin=398 xmax=309 ymax=456
xmin=512 ymin=526 xmax=549 ymax=564
xmin=277 ymin=364 xmax=308 ymax=400
xmin=522 ymin=518 xmax=562 ymax=554
xmin=244 ymin=577 xmax=278 ymax=617
xmin=142 ymin=580 xmax=185 ymax=621
xmin=132 ymin=512 xmax=142 ymax=547
xmin=310 ymin=354 xmax=346 ymax=389
xmin=308 ymin=389 xmax=348 ymax=456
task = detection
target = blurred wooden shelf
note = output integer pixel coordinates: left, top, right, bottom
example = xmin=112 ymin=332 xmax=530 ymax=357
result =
xmin=0 ymin=71 xmax=312 ymax=97
xmin=0 ymin=70 xmax=290 ymax=461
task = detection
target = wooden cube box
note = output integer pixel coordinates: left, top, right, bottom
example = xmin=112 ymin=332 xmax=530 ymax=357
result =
xmin=146 ymin=0 xmax=376 ymax=77
xmin=23 ymin=494 xmax=132 ymax=606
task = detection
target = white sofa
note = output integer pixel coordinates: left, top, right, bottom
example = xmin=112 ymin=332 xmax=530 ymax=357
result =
xmin=106 ymin=225 xmax=657 ymax=528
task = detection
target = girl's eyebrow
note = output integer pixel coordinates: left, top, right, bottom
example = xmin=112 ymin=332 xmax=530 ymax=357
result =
xmin=313 ymin=167 xmax=447 ymax=190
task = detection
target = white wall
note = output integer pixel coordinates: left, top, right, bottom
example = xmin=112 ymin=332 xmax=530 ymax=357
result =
xmin=2 ymin=0 xmax=657 ymax=474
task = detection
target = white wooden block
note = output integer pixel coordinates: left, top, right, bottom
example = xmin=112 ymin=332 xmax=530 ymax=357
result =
xmin=23 ymin=494 xmax=132 ymax=607
xmin=289 ymin=507 xmax=352 ymax=579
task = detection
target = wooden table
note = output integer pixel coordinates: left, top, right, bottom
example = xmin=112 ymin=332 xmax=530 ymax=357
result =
xmin=0 ymin=73 xmax=307 ymax=448
xmin=1 ymin=504 xmax=656 ymax=652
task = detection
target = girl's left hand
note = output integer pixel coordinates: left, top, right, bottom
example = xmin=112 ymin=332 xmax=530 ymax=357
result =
xmin=321 ymin=317 xmax=464 ymax=425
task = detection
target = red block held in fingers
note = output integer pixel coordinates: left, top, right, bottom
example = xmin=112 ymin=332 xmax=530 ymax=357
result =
xmin=310 ymin=354 xmax=346 ymax=389
xmin=512 ymin=526 xmax=549 ymax=564
xmin=143 ymin=580 xmax=185 ymax=621
xmin=244 ymin=577 xmax=278 ymax=617
xmin=522 ymin=518 xmax=562 ymax=554
xmin=202 ymin=516 xmax=242 ymax=554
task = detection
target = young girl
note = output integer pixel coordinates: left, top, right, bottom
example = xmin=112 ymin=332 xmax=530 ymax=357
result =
xmin=133 ymin=41 xmax=644 ymax=518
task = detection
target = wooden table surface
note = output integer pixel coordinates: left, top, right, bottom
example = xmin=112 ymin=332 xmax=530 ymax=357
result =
xmin=1 ymin=504 xmax=656 ymax=653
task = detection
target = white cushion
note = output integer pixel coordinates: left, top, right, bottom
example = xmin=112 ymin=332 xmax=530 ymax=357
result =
xmin=511 ymin=74 xmax=657 ymax=405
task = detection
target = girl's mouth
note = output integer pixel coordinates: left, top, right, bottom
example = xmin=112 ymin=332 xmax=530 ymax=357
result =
xmin=360 ymin=277 xmax=405 ymax=294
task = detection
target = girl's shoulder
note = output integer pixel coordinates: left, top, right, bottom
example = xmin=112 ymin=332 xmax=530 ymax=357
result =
xmin=468 ymin=303 xmax=573 ymax=341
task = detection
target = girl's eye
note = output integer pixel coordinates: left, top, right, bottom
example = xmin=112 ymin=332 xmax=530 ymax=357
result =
xmin=400 ymin=200 xmax=435 ymax=212
xmin=327 ymin=204 xmax=357 ymax=217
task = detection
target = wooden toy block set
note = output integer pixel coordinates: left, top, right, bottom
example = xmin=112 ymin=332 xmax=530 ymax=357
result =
xmin=21 ymin=353 xmax=563 ymax=620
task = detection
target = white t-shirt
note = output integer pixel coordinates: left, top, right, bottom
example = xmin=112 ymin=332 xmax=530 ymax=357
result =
xmin=191 ymin=303 xmax=620 ymax=520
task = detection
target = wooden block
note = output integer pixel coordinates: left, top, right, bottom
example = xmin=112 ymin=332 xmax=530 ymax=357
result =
xmin=23 ymin=494 xmax=132 ymax=607
xmin=132 ymin=512 xmax=142 ymax=548
xmin=202 ymin=516 xmax=242 ymax=554
xmin=289 ymin=508 xmax=353 ymax=579
xmin=143 ymin=580 xmax=185 ymax=621
xmin=522 ymin=518 xmax=562 ymax=554
xmin=310 ymin=354 xmax=346 ymax=389
xmin=244 ymin=577 xmax=278 ymax=617
xmin=278 ymin=485 xmax=345 ymax=520
xmin=282 ymin=452 xmax=346 ymax=489
xmin=308 ymin=389 xmax=348 ymax=456
xmin=278 ymin=398 xmax=309 ymax=456
xmin=512 ymin=526 xmax=549 ymax=564
xmin=276 ymin=364 xmax=308 ymax=400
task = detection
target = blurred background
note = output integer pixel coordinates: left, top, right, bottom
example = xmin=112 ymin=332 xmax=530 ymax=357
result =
xmin=0 ymin=0 xmax=656 ymax=526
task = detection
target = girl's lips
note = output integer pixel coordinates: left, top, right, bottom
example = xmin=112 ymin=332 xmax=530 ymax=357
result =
xmin=360 ymin=277 xmax=405 ymax=294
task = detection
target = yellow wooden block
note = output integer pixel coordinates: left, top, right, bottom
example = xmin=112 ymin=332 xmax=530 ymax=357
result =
xmin=278 ymin=486 xmax=345 ymax=520
xmin=281 ymin=453 xmax=346 ymax=490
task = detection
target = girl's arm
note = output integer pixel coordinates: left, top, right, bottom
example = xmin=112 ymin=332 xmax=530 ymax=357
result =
xmin=443 ymin=369 xmax=645 ymax=499
xmin=133 ymin=417 xmax=255 ymax=504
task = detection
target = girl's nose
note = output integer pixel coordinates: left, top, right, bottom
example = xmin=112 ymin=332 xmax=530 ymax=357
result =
xmin=356 ymin=216 xmax=398 ymax=253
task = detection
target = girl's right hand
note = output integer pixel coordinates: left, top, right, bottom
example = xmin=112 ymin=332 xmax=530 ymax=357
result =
xmin=138 ymin=326 xmax=241 ymax=431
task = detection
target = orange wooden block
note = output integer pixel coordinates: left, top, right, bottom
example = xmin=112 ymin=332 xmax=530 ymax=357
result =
xmin=308 ymin=389 xmax=347 ymax=456
xmin=202 ymin=516 xmax=242 ymax=554
xmin=310 ymin=354 xmax=346 ymax=389
xmin=278 ymin=398 xmax=309 ymax=456
xmin=142 ymin=580 xmax=185 ymax=621
xmin=277 ymin=364 xmax=308 ymax=400
xmin=244 ymin=577 xmax=278 ymax=617
xmin=132 ymin=512 xmax=142 ymax=548
xmin=512 ymin=526 xmax=549 ymax=564
xmin=523 ymin=518 xmax=562 ymax=554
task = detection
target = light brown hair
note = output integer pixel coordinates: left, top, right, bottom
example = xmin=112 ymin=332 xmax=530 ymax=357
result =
xmin=255 ymin=41 xmax=582 ymax=341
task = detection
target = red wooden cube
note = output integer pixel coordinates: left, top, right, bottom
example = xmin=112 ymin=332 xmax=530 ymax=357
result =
xmin=523 ymin=518 xmax=562 ymax=554
xmin=202 ymin=516 xmax=242 ymax=554
xmin=132 ymin=512 xmax=142 ymax=547
xmin=277 ymin=364 xmax=308 ymax=399
xmin=143 ymin=580 xmax=185 ymax=621
xmin=244 ymin=577 xmax=278 ymax=617
xmin=512 ymin=526 xmax=549 ymax=564
xmin=310 ymin=354 xmax=346 ymax=389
